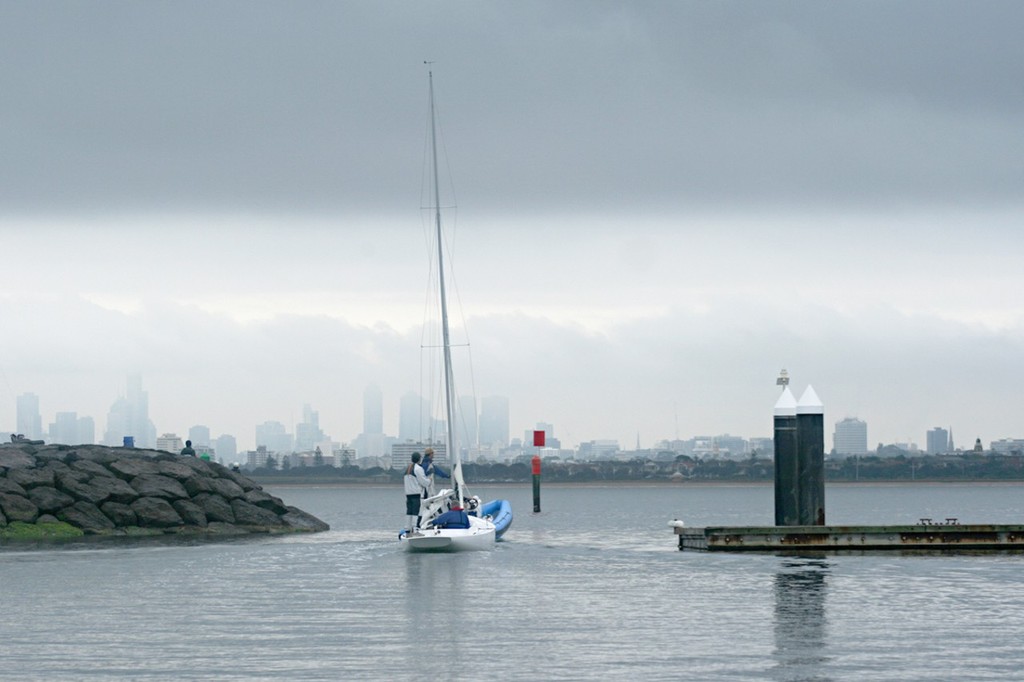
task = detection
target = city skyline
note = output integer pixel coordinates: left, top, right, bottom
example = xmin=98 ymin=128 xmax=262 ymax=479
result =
xmin=5 ymin=379 xmax=1012 ymax=456
xmin=1 ymin=4 xmax=1022 ymax=451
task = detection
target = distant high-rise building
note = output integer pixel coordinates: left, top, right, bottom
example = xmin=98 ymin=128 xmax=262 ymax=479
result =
xmin=833 ymin=418 xmax=868 ymax=456
xmin=398 ymin=392 xmax=430 ymax=442
xmin=103 ymin=374 xmax=156 ymax=447
xmin=926 ymin=427 xmax=950 ymax=455
xmin=713 ymin=434 xmax=747 ymax=458
xmin=363 ymin=384 xmax=383 ymax=435
xmin=458 ymin=395 xmax=478 ymax=448
xmin=256 ymin=420 xmax=293 ymax=453
xmin=215 ymin=434 xmax=238 ymax=462
xmin=77 ymin=416 xmax=95 ymax=445
xmin=16 ymin=393 xmax=43 ymax=440
xmin=478 ymin=395 xmax=509 ymax=448
xmin=391 ymin=441 xmax=446 ymax=470
xmin=189 ymin=425 xmax=211 ymax=448
xmin=156 ymin=433 xmax=184 ymax=453
xmin=295 ymin=404 xmax=325 ymax=452
xmin=49 ymin=412 xmax=80 ymax=445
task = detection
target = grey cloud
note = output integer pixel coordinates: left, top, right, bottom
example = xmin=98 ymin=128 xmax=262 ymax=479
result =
xmin=2 ymin=2 xmax=1022 ymax=214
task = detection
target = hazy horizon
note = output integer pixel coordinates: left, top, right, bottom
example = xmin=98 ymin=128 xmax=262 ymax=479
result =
xmin=2 ymin=3 xmax=1022 ymax=451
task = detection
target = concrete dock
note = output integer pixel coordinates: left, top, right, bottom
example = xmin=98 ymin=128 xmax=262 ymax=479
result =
xmin=674 ymin=521 xmax=1024 ymax=551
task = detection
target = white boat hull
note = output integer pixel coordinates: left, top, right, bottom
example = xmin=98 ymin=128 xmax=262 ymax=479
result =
xmin=401 ymin=516 xmax=496 ymax=552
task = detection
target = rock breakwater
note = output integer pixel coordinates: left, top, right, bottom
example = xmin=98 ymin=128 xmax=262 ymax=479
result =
xmin=0 ymin=442 xmax=329 ymax=542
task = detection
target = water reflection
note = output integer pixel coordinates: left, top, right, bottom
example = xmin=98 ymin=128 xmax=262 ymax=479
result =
xmin=771 ymin=557 xmax=831 ymax=681
xmin=403 ymin=553 xmax=470 ymax=659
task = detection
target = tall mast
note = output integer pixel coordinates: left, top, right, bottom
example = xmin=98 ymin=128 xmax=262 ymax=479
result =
xmin=427 ymin=70 xmax=460 ymax=496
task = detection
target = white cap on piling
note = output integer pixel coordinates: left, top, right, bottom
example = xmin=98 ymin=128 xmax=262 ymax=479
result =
xmin=774 ymin=386 xmax=797 ymax=416
xmin=796 ymin=385 xmax=824 ymax=415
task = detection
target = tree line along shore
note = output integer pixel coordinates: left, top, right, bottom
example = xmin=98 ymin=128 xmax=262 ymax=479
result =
xmin=246 ymin=452 xmax=1024 ymax=485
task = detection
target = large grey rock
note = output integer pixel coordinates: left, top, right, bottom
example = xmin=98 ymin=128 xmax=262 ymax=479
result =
xmin=130 ymin=474 xmax=188 ymax=500
xmin=0 ymin=478 xmax=27 ymax=496
xmin=100 ymin=501 xmax=137 ymax=527
xmin=28 ymin=486 xmax=75 ymax=514
xmin=55 ymin=468 xmax=90 ymax=486
xmin=0 ymin=450 xmax=35 ymax=470
xmin=205 ymin=522 xmax=250 ymax=536
xmin=8 ymin=467 xmax=55 ymax=489
xmin=183 ymin=476 xmax=213 ymax=496
xmin=282 ymin=507 xmax=331 ymax=532
xmin=59 ymin=500 xmax=116 ymax=532
xmin=109 ymin=458 xmax=163 ymax=480
xmin=192 ymin=493 xmax=235 ymax=523
xmin=42 ymin=460 xmax=72 ymax=476
xmin=208 ymin=478 xmax=245 ymax=501
xmin=172 ymin=499 xmax=208 ymax=527
xmin=174 ymin=457 xmax=215 ymax=476
xmin=0 ymin=493 xmax=39 ymax=522
xmin=244 ymin=489 xmax=289 ymax=514
xmin=57 ymin=477 xmax=111 ymax=505
xmin=31 ymin=447 xmax=67 ymax=463
xmin=90 ymin=476 xmax=140 ymax=504
xmin=130 ymin=497 xmax=184 ymax=527
xmin=230 ymin=499 xmax=285 ymax=527
xmin=69 ymin=459 xmax=115 ymax=479
xmin=157 ymin=460 xmax=200 ymax=482
xmin=211 ymin=463 xmax=260 ymax=492
xmin=66 ymin=446 xmax=121 ymax=465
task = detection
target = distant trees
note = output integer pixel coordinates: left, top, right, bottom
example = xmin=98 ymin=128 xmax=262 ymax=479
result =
xmin=246 ymin=451 xmax=1024 ymax=483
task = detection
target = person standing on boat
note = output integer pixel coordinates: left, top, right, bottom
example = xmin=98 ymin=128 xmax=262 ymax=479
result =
xmin=421 ymin=447 xmax=449 ymax=496
xmin=404 ymin=452 xmax=430 ymax=532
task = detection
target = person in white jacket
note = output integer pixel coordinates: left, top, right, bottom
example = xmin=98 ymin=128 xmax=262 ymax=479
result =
xmin=403 ymin=452 xmax=430 ymax=533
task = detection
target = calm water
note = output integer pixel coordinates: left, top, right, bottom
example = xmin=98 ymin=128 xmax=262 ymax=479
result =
xmin=3 ymin=482 xmax=1024 ymax=680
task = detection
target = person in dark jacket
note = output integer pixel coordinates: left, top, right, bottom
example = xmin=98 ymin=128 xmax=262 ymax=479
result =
xmin=421 ymin=448 xmax=449 ymax=496
xmin=180 ymin=440 xmax=196 ymax=456
xmin=429 ymin=498 xmax=470 ymax=529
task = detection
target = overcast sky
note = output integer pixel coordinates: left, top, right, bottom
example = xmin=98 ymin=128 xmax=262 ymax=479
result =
xmin=1 ymin=2 xmax=1022 ymax=452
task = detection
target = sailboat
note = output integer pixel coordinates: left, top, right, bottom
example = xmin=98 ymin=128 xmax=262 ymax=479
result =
xmin=399 ymin=70 xmax=512 ymax=552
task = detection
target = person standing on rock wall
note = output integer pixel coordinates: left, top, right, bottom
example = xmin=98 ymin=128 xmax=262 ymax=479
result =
xmin=403 ymin=452 xmax=430 ymax=533
xmin=180 ymin=440 xmax=196 ymax=456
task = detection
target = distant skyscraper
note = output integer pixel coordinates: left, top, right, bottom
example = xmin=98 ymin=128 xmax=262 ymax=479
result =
xmin=256 ymin=420 xmax=293 ymax=453
xmin=398 ymin=392 xmax=430 ymax=442
xmin=391 ymin=441 xmax=446 ymax=470
xmin=295 ymin=404 xmax=325 ymax=452
xmin=16 ymin=393 xmax=42 ymax=440
xmin=458 ymin=395 xmax=478 ymax=447
xmin=103 ymin=374 xmax=156 ymax=447
xmin=156 ymin=433 xmax=184 ymax=453
xmin=189 ymin=425 xmax=211 ymax=448
xmin=478 ymin=395 xmax=509 ymax=448
xmin=77 ymin=416 xmax=95 ymax=445
xmin=363 ymin=384 xmax=383 ymax=435
xmin=49 ymin=412 xmax=80 ymax=445
xmin=833 ymin=418 xmax=868 ymax=456
xmin=215 ymin=434 xmax=238 ymax=461
xmin=926 ymin=427 xmax=950 ymax=455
